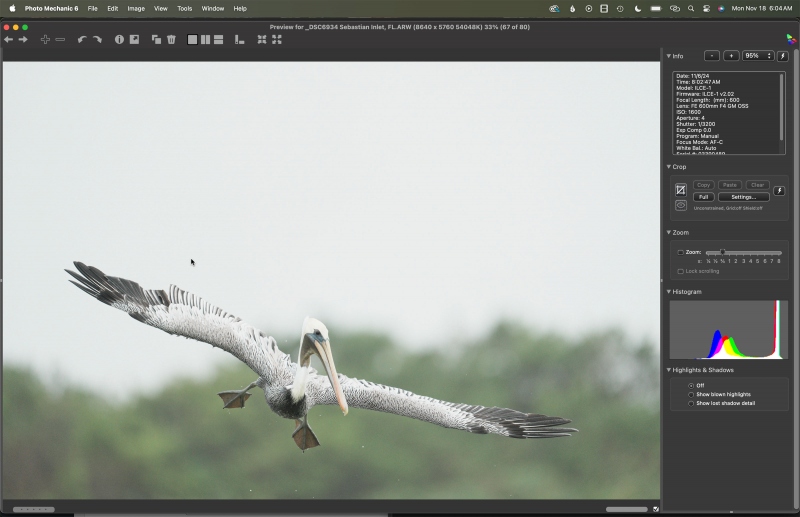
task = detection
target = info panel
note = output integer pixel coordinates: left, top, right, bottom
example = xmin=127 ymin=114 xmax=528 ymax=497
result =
xmin=662 ymin=38 xmax=797 ymax=513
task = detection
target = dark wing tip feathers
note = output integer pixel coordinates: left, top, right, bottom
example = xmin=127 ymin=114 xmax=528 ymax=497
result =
xmin=67 ymin=262 xmax=241 ymax=327
xmin=66 ymin=262 xmax=118 ymax=306
xmin=68 ymin=278 xmax=99 ymax=298
xmin=465 ymin=406 xmax=577 ymax=438
xmin=66 ymin=261 xmax=170 ymax=313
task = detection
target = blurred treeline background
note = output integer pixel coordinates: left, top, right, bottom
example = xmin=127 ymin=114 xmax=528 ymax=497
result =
xmin=3 ymin=321 xmax=658 ymax=499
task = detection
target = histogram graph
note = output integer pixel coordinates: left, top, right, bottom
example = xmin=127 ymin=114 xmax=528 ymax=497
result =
xmin=669 ymin=300 xmax=787 ymax=360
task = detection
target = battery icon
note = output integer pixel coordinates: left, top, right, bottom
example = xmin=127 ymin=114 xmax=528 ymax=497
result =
xmin=650 ymin=5 xmax=662 ymax=10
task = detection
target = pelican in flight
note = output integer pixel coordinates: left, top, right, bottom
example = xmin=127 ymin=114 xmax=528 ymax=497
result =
xmin=66 ymin=261 xmax=577 ymax=451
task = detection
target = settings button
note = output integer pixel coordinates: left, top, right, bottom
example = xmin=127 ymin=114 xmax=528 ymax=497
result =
xmin=719 ymin=192 xmax=770 ymax=202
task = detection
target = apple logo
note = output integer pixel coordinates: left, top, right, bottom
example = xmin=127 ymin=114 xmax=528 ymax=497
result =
xmin=9 ymin=4 xmax=16 ymax=11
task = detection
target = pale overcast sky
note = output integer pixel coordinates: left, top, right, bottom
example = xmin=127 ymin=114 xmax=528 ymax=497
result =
xmin=3 ymin=61 xmax=659 ymax=399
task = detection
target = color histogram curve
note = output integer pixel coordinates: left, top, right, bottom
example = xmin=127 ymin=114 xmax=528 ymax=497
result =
xmin=702 ymin=300 xmax=782 ymax=359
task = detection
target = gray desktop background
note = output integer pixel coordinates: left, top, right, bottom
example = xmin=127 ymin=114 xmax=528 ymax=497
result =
xmin=3 ymin=61 xmax=659 ymax=500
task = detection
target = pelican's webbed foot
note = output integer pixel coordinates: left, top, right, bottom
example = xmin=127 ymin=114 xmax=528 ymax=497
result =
xmin=292 ymin=417 xmax=321 ymax=452
xmin=217 ymin=390 xmax=252 ymax=408
xmin=217 ymin=380 xmax=259 ymax=409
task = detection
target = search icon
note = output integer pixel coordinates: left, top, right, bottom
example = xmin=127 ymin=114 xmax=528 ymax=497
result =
xmin=688 ymin=4 xmax=694 ymax=10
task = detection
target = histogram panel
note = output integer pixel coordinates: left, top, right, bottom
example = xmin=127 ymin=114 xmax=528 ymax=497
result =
xmin=669 ymin=300 xmax=788 ymax=360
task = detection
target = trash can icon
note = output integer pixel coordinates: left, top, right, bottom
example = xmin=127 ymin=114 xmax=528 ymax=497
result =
xmin=167 ymin=35 xmax=176 ymax=44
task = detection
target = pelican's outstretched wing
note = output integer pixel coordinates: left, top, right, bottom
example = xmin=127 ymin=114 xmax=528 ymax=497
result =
xmin=307 ymin=375 xmax=577 ymax=438
xmin=66 ymin=261 xmax=291 ymax=379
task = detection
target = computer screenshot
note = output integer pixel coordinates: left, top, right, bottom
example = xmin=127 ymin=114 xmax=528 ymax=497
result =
xmin=0 ymin=1 xmax=797 ymax=515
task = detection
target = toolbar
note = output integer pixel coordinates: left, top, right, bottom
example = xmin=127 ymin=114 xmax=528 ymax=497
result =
xmin=2 ymin=20 xmax=796 ymax=53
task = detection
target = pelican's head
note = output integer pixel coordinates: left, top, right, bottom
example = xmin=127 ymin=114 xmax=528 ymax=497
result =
xmin=295 ymin=317 xmax=349 ymax=415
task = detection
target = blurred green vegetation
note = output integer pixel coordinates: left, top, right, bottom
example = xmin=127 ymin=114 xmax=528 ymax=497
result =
xmin=3 ymin=321 xmax=658 ymax=499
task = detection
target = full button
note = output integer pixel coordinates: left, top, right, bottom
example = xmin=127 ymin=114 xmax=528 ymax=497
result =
xmin=704 ymin=50 xmax=721 ymax=61
xmin=694 ymin=192 xmax=715 ymax=202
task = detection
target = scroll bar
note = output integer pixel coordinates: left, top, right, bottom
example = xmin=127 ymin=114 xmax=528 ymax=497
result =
xmin=794 ymin=47 xmax=799 ymax=512
xmin=780 ymin=72 xmax=784 ymax=141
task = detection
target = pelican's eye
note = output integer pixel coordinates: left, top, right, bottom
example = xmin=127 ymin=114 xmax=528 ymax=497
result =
xmin=314 ymin=329 xmax=322 ymax=336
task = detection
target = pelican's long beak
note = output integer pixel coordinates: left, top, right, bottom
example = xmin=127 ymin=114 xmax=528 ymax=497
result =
xmin=306 ymin=333 xmax=349 ymax=415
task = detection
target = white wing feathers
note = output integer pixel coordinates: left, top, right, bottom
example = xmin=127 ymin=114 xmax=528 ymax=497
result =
xmin=66 ymin=261 xmax=290 ymax=379
xmin=307 ymin=375 xmax=577 ymax=438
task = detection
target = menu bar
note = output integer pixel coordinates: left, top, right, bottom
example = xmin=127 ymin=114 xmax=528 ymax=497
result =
xmin=1 ymin=0 xmax=797 ymax=18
